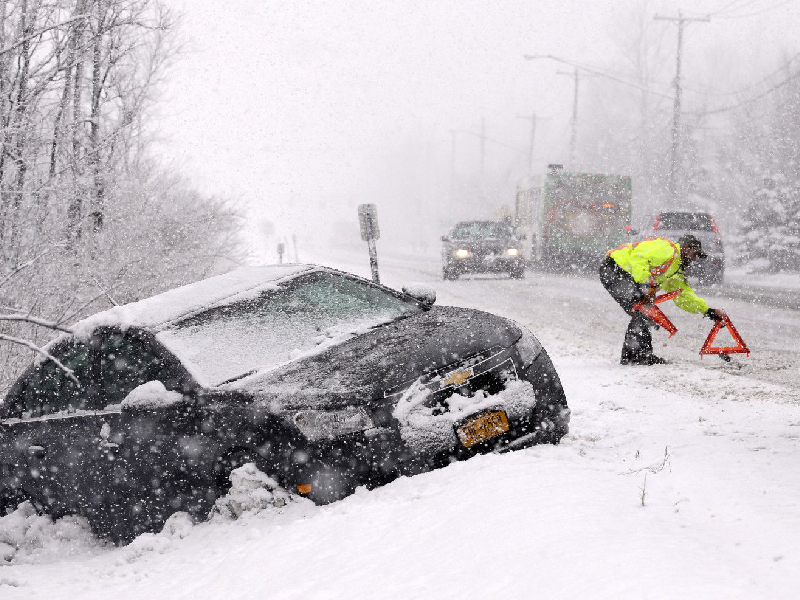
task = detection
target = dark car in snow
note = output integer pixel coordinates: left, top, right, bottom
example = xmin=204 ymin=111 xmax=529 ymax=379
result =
xmin=652 ymin=211 xmax=724 ymax=284
xmin=0 ymin=265 xmax=568 ymax=542
xmin=441 ymin=220 xmax=526 ymax=280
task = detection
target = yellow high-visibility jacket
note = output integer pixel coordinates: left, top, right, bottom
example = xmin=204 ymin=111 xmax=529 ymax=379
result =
xmin=608 ymin=237 xmax=709 ymax=314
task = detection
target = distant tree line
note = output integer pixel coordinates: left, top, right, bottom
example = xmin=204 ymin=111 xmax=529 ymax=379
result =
xmin=0 ymin=0 xmax=245 ymax=394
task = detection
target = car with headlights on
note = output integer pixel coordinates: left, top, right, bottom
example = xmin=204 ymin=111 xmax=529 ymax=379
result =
xmin=441 ymin=220 xmax=526 ymax=279
xmin=0 ymin=265 xmax=568 ymax=542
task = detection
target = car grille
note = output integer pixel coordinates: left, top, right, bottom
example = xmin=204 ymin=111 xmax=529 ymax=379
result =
xmin=382 ymin=345 xmax=516 ymax=410
xmin=425 ymin=359 xmax=518 ymax=415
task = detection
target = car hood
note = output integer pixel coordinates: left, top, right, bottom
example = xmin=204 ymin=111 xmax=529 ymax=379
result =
xmin=224 ymin=306 xmax=521 ymax=409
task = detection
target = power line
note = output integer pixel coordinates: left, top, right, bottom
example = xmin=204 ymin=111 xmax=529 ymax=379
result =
xmin=525 ymin=54 xmax=676 ymax=100
xmin=709 ymin=0 xmax=760 ymax=16
xmin=715 ymin=0 xmax=794 ymax=19
xmin=690 ymin=66 xmax=800 ymax=115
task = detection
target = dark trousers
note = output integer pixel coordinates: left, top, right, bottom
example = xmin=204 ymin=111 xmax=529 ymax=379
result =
xmin=598 ymin=257 xmax=654 ymax=362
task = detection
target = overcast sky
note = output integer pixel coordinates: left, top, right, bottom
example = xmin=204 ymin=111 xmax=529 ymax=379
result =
xmin=153 ymin=0 xmax=800 ymax=254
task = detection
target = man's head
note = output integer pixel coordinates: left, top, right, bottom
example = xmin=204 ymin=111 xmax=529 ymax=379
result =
xmin=678 ymin=234 xmax=707 ymax=267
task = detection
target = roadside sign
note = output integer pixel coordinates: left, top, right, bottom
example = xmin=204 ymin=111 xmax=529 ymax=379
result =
xmin=358 ymin=203 xmax=380 ymax=241
xmin=357 ymin=204 xmax=380 ymax=283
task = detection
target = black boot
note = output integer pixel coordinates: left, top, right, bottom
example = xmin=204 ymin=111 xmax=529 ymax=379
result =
xmin=620 ymin=313 xmax=664 ymax=365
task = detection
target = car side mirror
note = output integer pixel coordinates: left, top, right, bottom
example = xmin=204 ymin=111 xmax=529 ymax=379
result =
xmin=440 ymin=235 xmax=450 ymax=242
xmin=402 ymin=283 xmax=436 ymax=309
xmin=120 ymin=381 xmax=193 ymax=413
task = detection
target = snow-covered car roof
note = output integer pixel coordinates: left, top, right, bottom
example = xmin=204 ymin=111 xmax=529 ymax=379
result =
xmin=72 ymin=264 xmax=315 ymax=337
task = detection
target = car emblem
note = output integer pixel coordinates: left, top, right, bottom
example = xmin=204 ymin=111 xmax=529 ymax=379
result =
xmin=442 ymin=367 xmax=473 ymax=388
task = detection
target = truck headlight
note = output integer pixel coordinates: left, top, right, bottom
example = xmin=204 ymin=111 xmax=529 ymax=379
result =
xmin=514 ymin=327 xmax=543 ymax=368
xmin=506 ymin=248 xmax=520 ymax=256
xmin=293 ymin=407 xmax=374 ymax=441
xmin=455 ymin=248 xmax=471 ymax=258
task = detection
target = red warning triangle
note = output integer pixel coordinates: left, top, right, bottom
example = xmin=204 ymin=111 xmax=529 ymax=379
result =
xmin=632 ymin=290 xmax=682 ymax=338
xmin=700 ymin=312 xmax=750 ymax=358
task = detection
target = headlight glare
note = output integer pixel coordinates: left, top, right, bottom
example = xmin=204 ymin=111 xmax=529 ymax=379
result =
xmin=293 ymin=407 xmax=374 ymax=441
xmin=455 ymin=248 xmax=471 ymax=258
xmin=506 ymin=248 xmax=520 ymax=256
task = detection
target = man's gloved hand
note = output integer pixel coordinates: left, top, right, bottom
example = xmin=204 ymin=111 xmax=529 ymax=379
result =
xmin=705 ymin=308 xmax=724 ymax=322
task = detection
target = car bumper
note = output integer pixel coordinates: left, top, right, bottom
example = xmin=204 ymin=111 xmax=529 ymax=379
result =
xmin=445 ymin=256 xmax=525 ymax=274
xmin=290 ymin=349 xmax=569 ymax=503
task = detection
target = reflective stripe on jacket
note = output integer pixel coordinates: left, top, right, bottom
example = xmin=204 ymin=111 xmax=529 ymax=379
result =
xmin=608 ymin=237 xmax=709 ymax=314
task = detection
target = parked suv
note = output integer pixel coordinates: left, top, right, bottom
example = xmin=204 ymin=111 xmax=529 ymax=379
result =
xmin=652 ymin=211 xmax=724 ymax=284
xmin=441 ymin=221 xmax=526 ymax=280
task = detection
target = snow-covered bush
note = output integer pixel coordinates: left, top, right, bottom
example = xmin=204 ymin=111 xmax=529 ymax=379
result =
xmin=0 ymin=502 xmax=104 ymax=565
xmin=208 ymin=463 xmax=307 ymax=522
xmin=736 ymin=174 xmax=800 ymax=272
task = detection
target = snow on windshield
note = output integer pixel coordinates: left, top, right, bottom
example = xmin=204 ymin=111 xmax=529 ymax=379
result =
xmin=451 ymin=221 xmax=512 ymax=239
xmin=158 ymin=271 xmax=421 ymax=386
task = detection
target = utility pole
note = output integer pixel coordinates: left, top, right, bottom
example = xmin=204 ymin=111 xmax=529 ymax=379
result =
xmin=449 ymin=129 xmax=457 ymax=213
xmin=479 ymin=117 xmax=486 ymax=175
xmin=655 ymin=11 xmax=709 ymax=204
xmin=517 ymin=113 xmax=538 ymax=177
xmin=557 ymin=68 xmax=579 ymax=165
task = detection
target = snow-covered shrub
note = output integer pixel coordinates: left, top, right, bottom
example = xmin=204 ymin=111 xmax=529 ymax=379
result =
xmin=208 ymin=463 xmax=306 ymax=522
xmin=0 ymin=502 xmax=104 ymax=565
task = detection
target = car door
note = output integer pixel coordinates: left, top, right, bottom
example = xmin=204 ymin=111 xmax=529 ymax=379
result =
xmin=0 ymin=338 xmax=101 ymax=517
xmin=89 ymin=327 xmax=204 ymax=540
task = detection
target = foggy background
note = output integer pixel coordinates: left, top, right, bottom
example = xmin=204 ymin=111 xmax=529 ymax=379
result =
xmin=152 ymin=0 xmax=800 ymax=260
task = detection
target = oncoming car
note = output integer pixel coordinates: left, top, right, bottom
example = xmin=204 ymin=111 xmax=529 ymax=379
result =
xmin=0 ymin=265 xmax=569 ymax=542
xmin=441 ymin=220 xmax=526 ymax=280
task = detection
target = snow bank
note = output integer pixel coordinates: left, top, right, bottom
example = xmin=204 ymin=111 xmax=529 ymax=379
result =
xmin=0 ymin=502 xmax=104 ymax=565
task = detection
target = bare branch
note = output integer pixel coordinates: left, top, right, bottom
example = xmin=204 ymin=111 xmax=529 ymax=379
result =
xmin=0 ymin=242 xmax=67 ymax=289
xmin=0 ymin=15 xmax=93 ymax=58
xmin=0 ymin=334 xmax=79 ymax=384
xmin=0 ymin=314 xmax=73 ymax=333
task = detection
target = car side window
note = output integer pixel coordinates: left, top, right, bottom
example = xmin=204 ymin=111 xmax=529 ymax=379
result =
xmin=97 ymin=330 xmax=182 ymax=406
xmin=15 ymin=339 xmax=92 ymax=418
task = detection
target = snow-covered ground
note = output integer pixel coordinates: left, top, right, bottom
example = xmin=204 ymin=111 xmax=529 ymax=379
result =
xmin=2 ymin=249 xmax=799 ymax=599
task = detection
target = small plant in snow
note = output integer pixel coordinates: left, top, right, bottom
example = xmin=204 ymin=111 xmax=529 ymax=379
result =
xmin=208 ymin=463 xmax=306 ymax=522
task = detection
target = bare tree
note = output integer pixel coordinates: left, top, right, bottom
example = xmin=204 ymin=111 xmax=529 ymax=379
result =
xmin=0 ymin=0 xmax=245 ymax=396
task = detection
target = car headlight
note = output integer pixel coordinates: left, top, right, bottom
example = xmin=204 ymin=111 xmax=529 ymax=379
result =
xmin=455 ymin=248 xmax=471 ymax=258
xmin=514 ymin=327 xmax=543 ymax=368
xmin=293 ymin=407 xmax=374 ymax=441
xmin=506 ymin=248 xmax=520 ymax=256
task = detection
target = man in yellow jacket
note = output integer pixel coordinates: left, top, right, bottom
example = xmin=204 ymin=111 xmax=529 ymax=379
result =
xmin=599 ymin=234 xmax=724 ymax=365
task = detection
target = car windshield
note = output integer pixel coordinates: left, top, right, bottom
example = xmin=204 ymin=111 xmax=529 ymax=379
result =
xmin=451 ymin=222 xmax=512 ymax=239
xmin=158 ymin=271 xmax=422 ymax=385
xmin=656 ymin=213 xmax=714 ymax=231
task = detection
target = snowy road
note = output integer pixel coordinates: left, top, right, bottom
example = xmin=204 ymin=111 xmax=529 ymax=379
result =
xmin=2 ymin=253 xmax=799 ymax=599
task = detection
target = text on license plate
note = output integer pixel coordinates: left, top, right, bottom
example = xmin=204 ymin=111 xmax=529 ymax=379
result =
xmin=456 ymin=410 xmax=510 ymax=448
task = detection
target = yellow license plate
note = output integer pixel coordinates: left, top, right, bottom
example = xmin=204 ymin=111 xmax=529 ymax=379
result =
xmin=456 ymin=410 xmax=509 ymax=448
